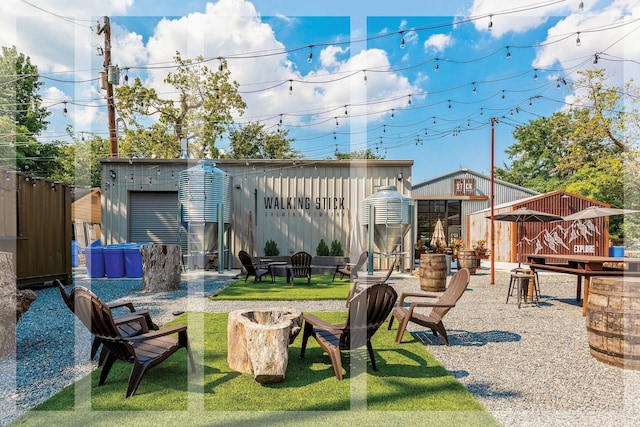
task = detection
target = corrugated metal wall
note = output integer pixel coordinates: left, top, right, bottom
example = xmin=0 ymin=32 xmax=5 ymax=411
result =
xmin=0 ymin=169 xmax=72 ymax=286
xmin=411 ymin=169 xmax=539 ymax=248
xmin=100 ymin=159 xmax=413 ymax=269
xmin=469 ymin=191 xmax=609 ymax=262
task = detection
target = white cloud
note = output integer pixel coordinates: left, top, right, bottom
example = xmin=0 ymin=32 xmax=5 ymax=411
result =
xmin=468 ymin=0 xmax=574 ymax=38
xmin=320 ymin=45 xmax=349 ymax=69
xmin=533 ymin=0 xmax=640 ymax=90
xmin=424 ymin=33 xmax=453 ymax=52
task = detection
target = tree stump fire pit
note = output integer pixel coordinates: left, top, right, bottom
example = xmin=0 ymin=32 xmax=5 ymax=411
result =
xmin=227 ymin=308 xmax=303 ymax=384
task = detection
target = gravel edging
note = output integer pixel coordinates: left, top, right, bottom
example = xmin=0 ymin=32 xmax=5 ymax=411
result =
xmin=2 ymin=267 xmax=640 ymax=425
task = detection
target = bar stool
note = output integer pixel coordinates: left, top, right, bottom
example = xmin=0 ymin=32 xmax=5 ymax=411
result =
xmin=507 ymin=268 xmax=540 ymax=308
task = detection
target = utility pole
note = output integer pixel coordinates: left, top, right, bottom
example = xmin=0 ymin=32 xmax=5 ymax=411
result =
xmin=97 ymin=16 xmax=118 ymax=157
xmin=490 ymin=117 xmax=498 ymax=285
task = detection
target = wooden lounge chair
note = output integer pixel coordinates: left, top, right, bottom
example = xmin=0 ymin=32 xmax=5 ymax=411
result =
xmin=332 ymin=251 xmax=368 ymax=281
xmin=299 ymin=282 xmax=398 ymax=380
xmin=238 ymin=250 xmax=269 ymax=282
xmin=287 ymin=251 xmax=312 ymax=285
xmin=388 ymin=268 xmax=470 ymax=345
xmin=71 ymin=285 xmax=195 ymax=397
xmin=346 ymin=255 xmax=399 ymax=303
xmin=56 ymin=280 xmax=159 ymax=364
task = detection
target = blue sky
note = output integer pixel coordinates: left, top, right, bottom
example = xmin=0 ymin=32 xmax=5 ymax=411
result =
xmin=3 ymin=0 xmax=639 ymax=183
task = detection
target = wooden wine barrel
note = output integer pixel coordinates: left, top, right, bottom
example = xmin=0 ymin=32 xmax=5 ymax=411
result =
xmin=458 ymin=250 xmax=477 ymax=275
xmin=586 ymin=277 xmax=640 ymax=370
xmin=419 ymin=254 xmax=447 ymax=292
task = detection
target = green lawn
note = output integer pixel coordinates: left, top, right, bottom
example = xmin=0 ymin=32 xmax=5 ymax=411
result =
xmin=15 ymin=312 xmax=498 ymax=426
xmin=212 ymin=274 xmax=353 ymax=300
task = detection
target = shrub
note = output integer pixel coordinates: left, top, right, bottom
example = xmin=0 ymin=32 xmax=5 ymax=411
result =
xmin=264 ymin=239 xmax=280 ymax=256
xmin=316 ymin=239 xmax=330 ymax=256
xmin=330 ymin=240 xmax=345 ymax=256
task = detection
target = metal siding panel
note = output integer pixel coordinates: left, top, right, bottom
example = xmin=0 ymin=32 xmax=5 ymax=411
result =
xmin=129 ymin=192 xmax=178 ymax=244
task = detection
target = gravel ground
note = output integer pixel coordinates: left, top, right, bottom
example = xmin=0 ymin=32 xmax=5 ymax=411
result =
xmin=2 ymin=264 xmax=640 ymax=426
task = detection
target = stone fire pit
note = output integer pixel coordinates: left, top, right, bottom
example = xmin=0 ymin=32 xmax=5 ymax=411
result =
xmin=227 ymin=307 xmax=303 ymax=384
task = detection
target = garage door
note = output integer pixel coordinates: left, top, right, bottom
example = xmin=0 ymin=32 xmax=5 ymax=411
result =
xmin=128 ymin=191 xmax=178 ymax=244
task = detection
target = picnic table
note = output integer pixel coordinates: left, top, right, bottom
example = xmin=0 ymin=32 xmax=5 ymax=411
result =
xmin=524 ymin=253 xmax=640 ymax=316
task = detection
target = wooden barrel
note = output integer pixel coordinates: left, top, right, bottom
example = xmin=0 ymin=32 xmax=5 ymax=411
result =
xmin=586 ymin=277 xmax=640 ymax=370
xmin=458 ymin=250 xmax=477 ymax=275
xmin=419 ymin=254 xmax=447 ymax=292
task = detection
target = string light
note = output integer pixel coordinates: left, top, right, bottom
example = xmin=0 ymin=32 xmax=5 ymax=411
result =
xmin=593 ymin=53 xmax=599 ymax=64
xmin=407 ymin=95 xmax=412 ymax=106
xmin=533 ymin=69 xmax=538 ymax=81
xmin=434 ymin=58 xmax=439 ymax=72
xmin=448 ymin=99 xmax=452 ymax=109
xmin=390 ymin=109 xmax=395 ymax=120
xmin=63 ymin=101 xmax=68 ymax=117
xmin=576 ymin=32 xmax=581 ymax=46
xmin=218 ymin=57 xmax=225 ymax=72
xmin=288 ymin=80 xmax=293 ymax=95
xmin=399 ymin=31 xmax=405 ymax=49
xmin=488 ymin=15 xmax=493 ymax=30
xmin=472 ymin=82 xmax=477 ymax=95
xmin=579 ymin=1 xmax=584 ymax=10
xmin=335 ymin=117 xmax=339 ymax=127
xmin=307 ymin=45 xmax=313 ymax=63
xmin=344 ymin=105 xmax=348 ymax=115
xmin=506 ymin=46 xmax=511 ymax=59
xmin=363 ymin=70 xmax=367 ymax=85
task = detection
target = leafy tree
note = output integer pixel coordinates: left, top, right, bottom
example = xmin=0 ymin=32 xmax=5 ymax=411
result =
xmin=54 ymin=129 xmax=110 ymax=188
xmin=496 ymin=69 xmax=639 ymax=240
xmin=0 ymin=46 xmax=51 ymax=173
xmin=332 ymin=148 xmax=385 ymax=159
xmin=115 ymin=52 xmax=246 ymax=159
xmin=227 ymin=122 xmax=299 ymax=159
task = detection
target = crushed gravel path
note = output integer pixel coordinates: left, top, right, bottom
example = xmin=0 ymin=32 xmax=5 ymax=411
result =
xmin=2 ymin=264 xmax=639 ymax=426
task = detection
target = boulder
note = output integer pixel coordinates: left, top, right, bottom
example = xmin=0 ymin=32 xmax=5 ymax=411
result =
xmin=227 ymin=308 xmax=303 ymax=384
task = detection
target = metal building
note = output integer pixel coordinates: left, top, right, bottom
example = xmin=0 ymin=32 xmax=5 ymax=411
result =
xmin=468 ymin=190 xmax=609 ymax=262
xmin=411 ymin=168 xmax=539 ymax=249
xmin=99 ymin=158 xmax=413 ymax=270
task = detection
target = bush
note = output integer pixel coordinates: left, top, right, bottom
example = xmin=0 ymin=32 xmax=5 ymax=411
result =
xmin=264 ymin=239 xmax=280 ymax=256
xmin=316 ymin=239 xmax=330 ymax=256
xmin=330 ymin=240 xmax=345 ymax=256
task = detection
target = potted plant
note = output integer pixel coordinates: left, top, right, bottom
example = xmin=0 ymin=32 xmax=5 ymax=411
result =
xmin=414 ymin=238 xmax=428 ymax=259
xmin=474 ymin=240 xmax=488 ymax=260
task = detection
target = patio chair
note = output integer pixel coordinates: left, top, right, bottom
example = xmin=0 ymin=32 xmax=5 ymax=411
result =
xmin=287 ymin=251 xmax=312 ymax=285
xmin=346 ymin=255 xmax=399 ymax=303
xmin=70 ymin=285 xmax=195 ymax=397
xmin=388 ymin=268 xmax=470 ymax=345
xmin=56 ymin=279 xmax=159 ymax=364
xmin=332 ymin=250 xmax=368 ymax=281
xmin=299 ymin=282 xmax=398 ymax=380
xmin=238 ymin=250 xmax=269 ymax=282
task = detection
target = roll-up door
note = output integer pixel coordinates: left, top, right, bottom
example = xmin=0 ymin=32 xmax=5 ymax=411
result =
xmin=128 ymin=191 xmax=178 ymax=244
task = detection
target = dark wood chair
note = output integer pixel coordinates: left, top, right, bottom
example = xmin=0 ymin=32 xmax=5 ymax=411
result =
xmin=299 ymin=282 xmax=398 ymax=380
xmin=238 ymin=250 xmax=269 ymax=282
xmin=287 ymin=251 xmax=312 ymax=285
xmin=56 ymin=280 xmax=159 ymax=364
xmin=346 ymin=255 xmax=399 ymax=303
xmin=388 ymin=268 xmax=470 ymax=345
xmin=333 ymin=251 xmax=368 ymax=281
xmin=71 ymin=286 xmax=195 ymax=397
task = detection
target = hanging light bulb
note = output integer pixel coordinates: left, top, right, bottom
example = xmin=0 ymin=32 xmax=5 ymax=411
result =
xmin=279 ymin=114 xmax=283 ymax=125
xmin=289 ymin=80 xmax=293 ymax=95
xmin=480 ymin=108 xmax=483 ymax=116
xmin=576 ymin=32 xmax=581 ymax=46
xmin=432 ymin=116 xmax=436 ymax=125
xmin=335 ymin=117 xmax=339 ymax=127
xmin=448 ymin=100 xmax=451 ymax=109
xmin=307 ymin=45 xmax=313 ymax=63
xmin=333 ymin=132 xmax=336 ymax=140
xmin=218 ymin=57 xmax=225 ymax=72
xmin=383 ymin=124 xmax=386 ymax=133
xmin=472 ymin=83 xmax=477 ymax=95
xmin=506 ymin=46 xmax=511 ymax=59
xmin=63 ymin=101 xmax=68 ymax=117
xmin=407 ymin=95 xmax=412 ymax=106
xmin=390 ymin=109 xmax=395 ymax=120
xmin=434 ymin=58 xmax=439 ymax=72
xmin=488 ymin=15 xmax=493 ymax=30
xmin=363 ymin=70 xmax=367 ymax=85
xmin=533 ymin=69 xmax=538 ymax=81
xmin=501 ymin=90 xmax=505 ymax=101
xmin=593 ymin=54 xmax=599 ymax=64
xmin=579 ymin=1 xmax=584 ymax=10
xmin=344 ymin=105 xmax=348 ymax=115
xmin=399 ymin=31 xmax=405 ymax=49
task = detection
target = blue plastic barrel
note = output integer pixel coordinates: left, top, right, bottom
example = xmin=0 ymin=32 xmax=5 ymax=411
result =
xmin=71 ymin=241 xmax=82 ymax=267
xmin=85 ymin=246 xmax=105 ymax=278
xmin=103 ymin=245 xmax=125 ymax=278
xmin=608 ymin=246 xmax=625 ymax=257
xmin=123 ymin=244 xmax=144 ymax=278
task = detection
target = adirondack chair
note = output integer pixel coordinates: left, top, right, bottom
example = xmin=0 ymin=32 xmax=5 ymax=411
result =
xmin=56 ymin=280 xmax=158 ymax=364
xmin=388 ymin=268 xmax=470 ymax=345
xmin=238 ymin=250 xmax=269 ymax=282
xmin=287 ymin=251 xmax=312 ymax=285
xmin=299 ymin=282 xmax=398 ymax=380
xmin=345 ymin=255 xmax=399 ymax=304
xmin=71 ymin=286 xmax=195 ymax=397
xmin=332 ymin=251 xmax=368 ymax=281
